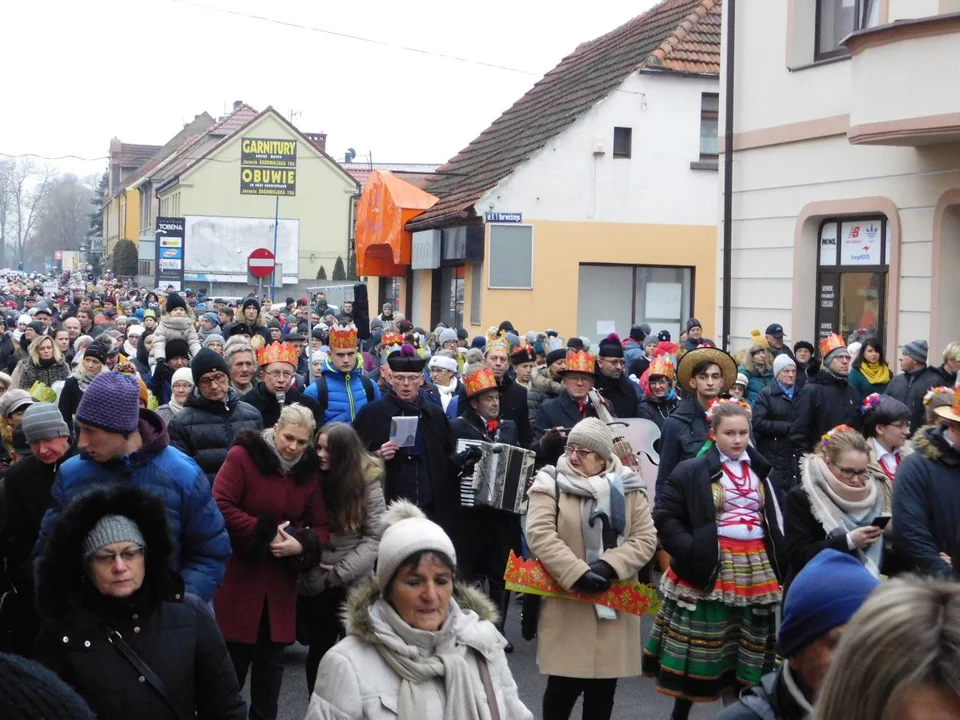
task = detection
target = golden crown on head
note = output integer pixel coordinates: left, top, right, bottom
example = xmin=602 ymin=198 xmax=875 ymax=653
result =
xmin=819 ymin=333 xmax=846 ymax=359
xmin=329 ymin=323 xmax=358 ymax=351
xmin=564 ymin=348 xmax=596 ymax=374
xmin=256 ymin=341 xmax=299 ymax=368
xmin=485 ymin=331 xmax=511 ymax=357
xmin=464 ymin=367 xmax=498 ymax=398
xmin=649 ymin=355 xmax=675 ymax=381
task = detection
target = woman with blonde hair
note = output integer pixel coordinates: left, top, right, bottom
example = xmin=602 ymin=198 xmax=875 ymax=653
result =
xmin=212 ymin=402 xmax=330 ymax=719
xmin=0 ymin=371 xmax=12 ymax=397
xmin=813 ymin=577 xmax=960 ymax=720
xmin=12 ymin=334 xmax=70 ymax=390
xmin=737 ymin=333 xmax=773 ymax=405
xmin=933 ymin=340 xmax=960 ymax=386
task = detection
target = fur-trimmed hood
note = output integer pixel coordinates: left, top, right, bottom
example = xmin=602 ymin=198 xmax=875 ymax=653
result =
xmin=341 ymin=575 xmax=501 ymax=650
xmin=911 ymin=423 xmax=960 ymax=466
xmin=531 ymin=364 xmax=563 ymax=397
xmin=36 ymin=484 xmax=179 ymax=618
xmin=233 ymin=427 xmax=320 ymax=483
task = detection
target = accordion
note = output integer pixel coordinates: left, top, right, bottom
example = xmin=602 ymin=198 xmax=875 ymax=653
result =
xmin=457 ymin=439 xmax=537 ymax=514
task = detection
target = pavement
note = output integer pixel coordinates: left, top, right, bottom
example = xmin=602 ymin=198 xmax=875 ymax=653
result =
xmin=260 ymin=598 xmax=721 ymax=719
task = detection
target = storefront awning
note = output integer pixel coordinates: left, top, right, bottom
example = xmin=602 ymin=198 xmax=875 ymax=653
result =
xmin=355 ymin=171 xmax=438 ymax=276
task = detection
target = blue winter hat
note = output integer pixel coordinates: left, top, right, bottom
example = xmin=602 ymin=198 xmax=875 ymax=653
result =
xmin=76 ymin=372 xmax=140 ymax=435
xmin=777 ymin=549 xmax=880 ymax=658
xmin=471 ymin=336 xmax=486 ymax=350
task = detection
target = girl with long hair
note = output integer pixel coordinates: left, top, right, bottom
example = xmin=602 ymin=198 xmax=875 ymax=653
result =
xmin=848 ymin=337 xmax=892 ymax=398
xmin=737 ymin=335 xmax=774 ymax=405
xmin=298 ymin=421 xmax=385 ymax=694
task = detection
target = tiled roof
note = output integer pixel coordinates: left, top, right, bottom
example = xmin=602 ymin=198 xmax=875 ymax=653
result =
xmin=407 ymin=0 xmax=720 ymax=231
xmin=117 ymin=143 xmax=162 ymax=168
xmin=343 ymin=164 xmax=442 ymax=191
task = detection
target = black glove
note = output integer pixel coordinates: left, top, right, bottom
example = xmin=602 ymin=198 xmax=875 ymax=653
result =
xmin=455 ymin=445 xmax=483 ymax=471
xmin=572 ymin=569 xmax=611 ymax=594
xmin=588 ymin=559 xmax=617 ymax=581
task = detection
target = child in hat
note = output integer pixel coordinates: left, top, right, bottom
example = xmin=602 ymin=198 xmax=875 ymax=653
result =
xmin=151 ymin=292 xmax=201 ymax=362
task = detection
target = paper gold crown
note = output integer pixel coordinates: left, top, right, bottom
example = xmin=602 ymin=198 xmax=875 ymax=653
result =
xmin=464 ymin=367 xmax=498 ymax=398
xmin=329 ymin=323 xmax=358 ymax=350
xmin=564 ymin=348 xmax=596 ymax=374
xmin=485 ymin=332 xmax=511 ymax=357
xmin=649 ymin=355 xmax=675 ymax=381
xmin=256 ymin=341 xmax=299 ymax=367
xmin=380 ymin=331 xmax=403 ymax=348
xmin=819 ymin=333 xmax=846 ymax=359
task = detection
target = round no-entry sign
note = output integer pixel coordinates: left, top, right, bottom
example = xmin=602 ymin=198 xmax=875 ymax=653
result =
xmin=248 ymin=248 xmax=276 ymax=278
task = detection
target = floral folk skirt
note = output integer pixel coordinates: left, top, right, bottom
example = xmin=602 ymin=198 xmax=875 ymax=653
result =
xmin=641 ymin=537 xmax=781 ymax=702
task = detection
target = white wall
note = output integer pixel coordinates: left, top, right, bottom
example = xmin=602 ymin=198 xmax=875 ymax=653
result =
xmin=477 ymin=71 xmax=719 ymax=227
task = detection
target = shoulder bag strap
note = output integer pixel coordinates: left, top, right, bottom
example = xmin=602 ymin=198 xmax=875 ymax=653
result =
xmin=474 ymin=652 xmax=503 ymax=720
xmin=106 ymin=628 xmax=192 ymax=720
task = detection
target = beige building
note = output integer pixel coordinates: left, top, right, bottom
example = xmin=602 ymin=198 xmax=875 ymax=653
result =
xmin=722 ymin=1 xmax=960 ymax=359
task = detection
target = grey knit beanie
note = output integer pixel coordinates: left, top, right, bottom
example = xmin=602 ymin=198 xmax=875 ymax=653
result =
xmin=903 ymin=339 xmax=929 ymax=364
xmin=82 ymin=515 xmax=146 ymax=559
xmin=567 ymin=417 xmax=615 ymax=462
xmin=438 ymin=327 xmax=458 ymax=345
xmin=20 ymin=403 xmax=69 ymax=443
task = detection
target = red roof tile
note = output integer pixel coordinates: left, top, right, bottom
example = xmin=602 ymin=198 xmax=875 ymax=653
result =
xmin=117 ymin=143 xmax=162 ymax=168
xmin=407 ymin=0 xmax=720 ymax=231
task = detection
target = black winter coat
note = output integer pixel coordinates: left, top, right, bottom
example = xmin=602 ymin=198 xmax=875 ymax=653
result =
xmin=168 ymin=387 xmax=263 ymax=482
xmin=449 ymin=408 xmax=519 ymax=447
xmin=594 ymin=372 xmax=642 ymax=419
xmin=532 ymin=392 xmax=595 ymax=465
xmin=885 ymin=365 xmax=942 ymax=437
xmin=457 ymin=375 xmax=532 ymax=448
xmin=636 ymin=395 xmax=677 ymax=431
xmin=241 ymin=381 xmax=323 ymax=429
xmin=0 ymin=332 xmax=16 ymax=375
xmin=57 ymin=375 xmax=87 ymax=437
xmin=353 ymin=394 xmax=467 ymax=567
xmin=655 ymin=396 xmax=709 ymax=494
xmin=752 ymin=383 xmax=797 ymax=491
xmin=893 ymin=424 xmax=960 ymax=578
xmin=783 ymin=484 xmax=864 ymax=588
xmin=789 ymin=371 xmax=862 ymax=455
xmin=653 ymin=446 xmax=786 ymax=590
xmin=33 ymin=484 xmax=245 ymax=720
xmin=715 ymin=667 xmax=810 ymax=720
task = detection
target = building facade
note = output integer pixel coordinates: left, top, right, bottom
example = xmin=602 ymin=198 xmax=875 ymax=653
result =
xmin=723 ymin=0 xmax=960 ymax=356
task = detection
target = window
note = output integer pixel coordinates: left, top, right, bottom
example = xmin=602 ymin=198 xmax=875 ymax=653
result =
xmin=138 ymin=260 xmax=153 ymax=277
xmin=470 ymin=262 xmax=482 ymax=325
xmin=816 ymin=0 xmax=879 ymax=59
xmin=699 ymin=93 xmax=719 ymax=159
xmin=488 ymin=225 xmax=533 ymax=289
xmin=613 ymin=127 xmax=632 ymax=158
xmin=817 ymin=217 xmax=889 ymax=343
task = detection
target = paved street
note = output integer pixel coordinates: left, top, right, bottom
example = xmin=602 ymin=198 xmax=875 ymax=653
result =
xmin=262 ymin=600 xmax=720 ymax=719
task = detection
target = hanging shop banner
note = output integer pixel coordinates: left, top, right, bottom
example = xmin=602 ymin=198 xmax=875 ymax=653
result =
xmin=155 ymin=216 xmax=185 ymax=291
xmin=240 ymin=137 xmax=297 ymax=196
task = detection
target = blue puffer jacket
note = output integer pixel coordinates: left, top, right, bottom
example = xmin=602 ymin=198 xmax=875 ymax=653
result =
xmin=35 ymin=409 xmax=231 ymax=602
xmin=304 ymin=357 xmax=381 ymax=424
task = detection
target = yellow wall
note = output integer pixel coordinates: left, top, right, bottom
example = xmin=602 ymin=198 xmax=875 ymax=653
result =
xmin=119 ymin=190 xmax=141 ymax=247
xmin=103 ymin=195 xmax=120 ymax=255
xmin=412 ymin=269 xmax=433 ymax=326
xmin=160 ymin=113 xmax=357 ymax=282
xmin=464 ymin=219 xmax=717 ymax=339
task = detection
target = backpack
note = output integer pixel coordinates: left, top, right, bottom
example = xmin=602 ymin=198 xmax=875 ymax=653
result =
xmin=313 ymin=373 xmax=375 ymax=417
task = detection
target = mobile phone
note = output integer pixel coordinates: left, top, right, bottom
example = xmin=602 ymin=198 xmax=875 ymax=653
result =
xmin=871 ymin=515 xmax=891 ymax=529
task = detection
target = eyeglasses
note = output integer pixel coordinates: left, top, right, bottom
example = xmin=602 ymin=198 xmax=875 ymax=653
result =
xmin=91 ymin=546 xmax=145 ymax=567
xmin=835 ymin=466 xmax=871 ymax=480
xmin=601 ymin=358 xmax=625 ymax=366
xmin=264 ymin=370 xmax=294 ymax=381
xmin=198 ymin=372 xmax=228 ymax=388
xmin=565 ymin=445 xmax=597 ymax=459
xmin=393 ymin=374 xmax=421 ymax=385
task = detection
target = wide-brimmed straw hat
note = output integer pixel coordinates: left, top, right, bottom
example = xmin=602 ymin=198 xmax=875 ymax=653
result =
xmin=934 ymin=386 xmax=960 ymax=423
xmin=676 ymin=346 xmax=738 ymax=394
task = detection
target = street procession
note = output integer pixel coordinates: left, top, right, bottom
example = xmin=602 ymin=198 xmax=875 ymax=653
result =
xmin=3 ymin=0 xmax=960 ymax=718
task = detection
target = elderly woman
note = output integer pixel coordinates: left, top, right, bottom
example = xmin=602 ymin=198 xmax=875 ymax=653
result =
xmin=752 ymin=353 xmax=800 ymax=499
xmin=13 ymin=334 xmax=71 ymax=390
xmin=212 ymin=403 xmax=330 ymax=720
xmin=58 ymin=337 xmax=110 ymax=436
xmin=155 ymin=367 xmax=194 ymax=424
xmin=527 ymin=417 xmax=657 ymax=720
xmin=428 ymin=350 xmax=460 ymax=413
xmin=306 ymin=500 xmax=531 ymax=719
xmin=33 ymin=484 xmax=246 ymax=720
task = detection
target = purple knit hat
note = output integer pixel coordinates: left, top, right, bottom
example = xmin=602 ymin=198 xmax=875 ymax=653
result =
xmin=76 ymin=372 xmax=140 ymax=434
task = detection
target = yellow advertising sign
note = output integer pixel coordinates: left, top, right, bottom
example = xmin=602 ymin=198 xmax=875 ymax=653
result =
xmin=240 ymin=136 xmax=297 ymax=196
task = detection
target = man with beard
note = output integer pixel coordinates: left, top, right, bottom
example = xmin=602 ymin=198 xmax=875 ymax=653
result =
xmin=636 ymin=355 xmax=678 ymax=431
xmin=241 ymin=341 xmax=321 ymax=428
xmin=594 ymin=333 xmax=642 ymax=419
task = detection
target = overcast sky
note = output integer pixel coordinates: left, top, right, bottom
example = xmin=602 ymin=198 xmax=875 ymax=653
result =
xmin=4 ymin=0 xmax=658 ymax=177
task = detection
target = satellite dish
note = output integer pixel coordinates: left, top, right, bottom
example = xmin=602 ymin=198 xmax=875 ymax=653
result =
xmin=344 ymin=148 xmax=356 ymax=163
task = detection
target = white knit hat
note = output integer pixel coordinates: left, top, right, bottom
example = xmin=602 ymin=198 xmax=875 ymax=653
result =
xmin=171 ymin=367 xmax=194 ymax=387
xmin=773 ymin=353 xmax=797 ymax=380
xmin=376 ymin=501 xmax=456 ymax=591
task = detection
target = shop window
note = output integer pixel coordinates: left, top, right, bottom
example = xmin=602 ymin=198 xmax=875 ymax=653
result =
xmin=613 ymin=127 xmax=632 ymax=158
xmin=817 ymin=216 xmax=888 ymax=344
xmin=488 ymin=225 xmax=533 ymax=289
xmin=470 ymin=262 xmax=482 ymax=325
xmin=699 ymin=94 xmax=719 ymax=159
xmin=816 ymin=0 xmax=880 ymax=60
xmin=439 ymin=265 xmax=465 ymax=329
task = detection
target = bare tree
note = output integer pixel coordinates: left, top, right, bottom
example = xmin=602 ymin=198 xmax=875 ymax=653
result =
xmin=7 ymin=158 xmax=55 ymax=268
xmin=0 ymin=160 xmax=12 ymax=266
xmin=28 ymin=173 xmax=97 ymax=267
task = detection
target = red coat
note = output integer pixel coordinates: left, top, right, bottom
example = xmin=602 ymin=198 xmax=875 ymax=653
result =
xmin=213 ymin=430 xmax=329 ymax=644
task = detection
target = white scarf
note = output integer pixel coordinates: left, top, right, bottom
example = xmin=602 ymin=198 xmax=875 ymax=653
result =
xmin=436 ymin=377 xmax=459 ymax=411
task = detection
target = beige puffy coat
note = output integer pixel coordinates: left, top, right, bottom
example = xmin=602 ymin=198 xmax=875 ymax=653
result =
xmin=525 ymin=458 xmax=657 ymax=679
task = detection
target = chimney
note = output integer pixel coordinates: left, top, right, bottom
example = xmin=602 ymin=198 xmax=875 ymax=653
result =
xmin=233 ymin=100 xmax=243 ymax=111
xmin=304 ymin=132 xmax=327 ymax=153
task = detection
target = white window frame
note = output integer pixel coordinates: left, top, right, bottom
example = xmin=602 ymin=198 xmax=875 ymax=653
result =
xmin=487 ymin=224 xmax=534 ymax=290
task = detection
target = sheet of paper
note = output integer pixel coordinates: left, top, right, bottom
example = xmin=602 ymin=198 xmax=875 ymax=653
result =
xmin=389 ymin=416 xmax=419 ymax=447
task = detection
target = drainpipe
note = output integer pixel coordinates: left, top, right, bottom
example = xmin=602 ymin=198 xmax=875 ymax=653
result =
xmin=721 ymin=0 xmax=736 ymax=351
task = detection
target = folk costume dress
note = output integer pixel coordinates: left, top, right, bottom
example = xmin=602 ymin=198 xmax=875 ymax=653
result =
xmin=642 ymin=445 xmax=785 ymax=702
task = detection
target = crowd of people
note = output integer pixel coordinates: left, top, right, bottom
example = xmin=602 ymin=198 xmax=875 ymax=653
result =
xmin=0 ymin=271 xmax=956 ymax=720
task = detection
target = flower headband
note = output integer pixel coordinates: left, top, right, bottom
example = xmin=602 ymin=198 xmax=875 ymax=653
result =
xmin=860 ymin=392 xmax=882 ymax=415
xmin=923 ymin=386 xmax=954 ymax=405
xmin=705 ymin=397 xmax=751 ymax=423
xmin=821 ymin=424 xmax=857 ymax=449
